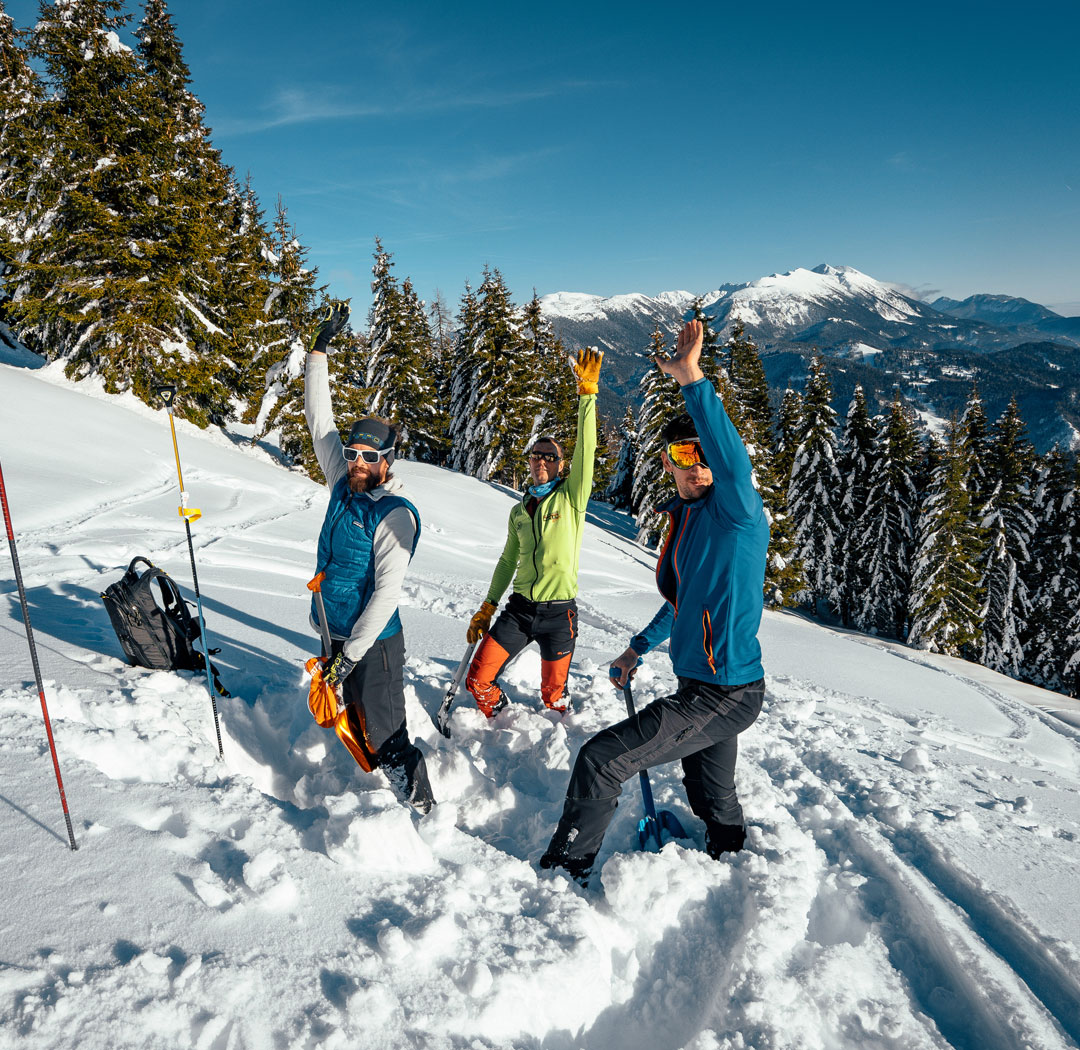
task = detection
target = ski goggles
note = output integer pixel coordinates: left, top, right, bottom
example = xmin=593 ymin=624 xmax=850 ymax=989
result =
xmin=527 ymin=449 xmax=561 ymax=463
xmin=666 ymin=439 xmax=708 ymax=470
xmin=342 ymin=446 xmax=392 ymax=464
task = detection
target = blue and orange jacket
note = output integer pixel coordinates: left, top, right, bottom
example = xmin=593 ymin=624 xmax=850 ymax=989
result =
xmin=630 ymin=378 xmax=769 ymax=685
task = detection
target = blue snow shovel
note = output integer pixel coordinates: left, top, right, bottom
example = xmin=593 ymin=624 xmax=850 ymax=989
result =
xmin=618 ymin=677 xmax=689 ymax=852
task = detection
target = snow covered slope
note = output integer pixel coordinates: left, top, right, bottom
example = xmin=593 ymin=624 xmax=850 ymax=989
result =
xmin=3 ymin=354 xmax=1080 ymax=1050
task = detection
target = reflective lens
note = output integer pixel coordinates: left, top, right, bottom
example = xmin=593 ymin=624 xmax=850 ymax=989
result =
xmin=343 ymin=446 xmax=388 ymax=464
xmin=666 ymin=440 xmax=707 ymax=469
xmin=528 ymin=450 xmax=560 ymax=464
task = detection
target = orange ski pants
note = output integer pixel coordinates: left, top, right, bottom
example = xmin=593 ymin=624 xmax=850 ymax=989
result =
xmin=466 ymin=594 xmax=577 ymax=715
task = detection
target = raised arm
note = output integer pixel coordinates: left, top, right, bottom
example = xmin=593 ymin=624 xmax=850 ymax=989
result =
xmin=305 ymin=301 xmax=352 ymax=489
xmin=565 ymin=348 xmax=602 ymax=510
xmin=658 ymin=320 xmax=760 ymax=523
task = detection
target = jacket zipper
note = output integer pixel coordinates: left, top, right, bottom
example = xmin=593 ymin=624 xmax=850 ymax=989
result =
xmin=527 ymin=481 xmax=561 ymax=601
xmin=702 ymin=609 xmax=717 ymax=674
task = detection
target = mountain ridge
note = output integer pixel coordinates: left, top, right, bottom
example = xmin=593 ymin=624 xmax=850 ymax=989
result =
xmin=540 ymin=265 xmax=1080 ymax=452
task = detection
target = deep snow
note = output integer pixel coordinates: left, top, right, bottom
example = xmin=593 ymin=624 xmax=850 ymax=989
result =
xmin=2 ymin=349 xmax=1080 ymax=1050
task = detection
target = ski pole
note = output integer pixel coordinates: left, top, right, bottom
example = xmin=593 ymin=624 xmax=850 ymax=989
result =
xmin=0 ymin=458 xmax=78 ymax=851
xmin=155 ymin=385 xmax=224 ymax=759
xmin=435 ymin=640 xmax=477 ymax=737
xmin=307 ymin=572 xmax=334 ymax=659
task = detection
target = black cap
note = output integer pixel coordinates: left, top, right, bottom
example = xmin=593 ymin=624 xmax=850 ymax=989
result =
xmin=661 ymin=413 xmax=697 ymax=443
xmin=347 ymin=418 xmax=397 ymax=450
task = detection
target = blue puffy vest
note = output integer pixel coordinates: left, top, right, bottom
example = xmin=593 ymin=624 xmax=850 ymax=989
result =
xmin=312 ymin=477 xmax=421 ymax=640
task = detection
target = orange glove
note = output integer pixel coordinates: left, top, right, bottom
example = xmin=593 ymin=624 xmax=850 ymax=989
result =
xmin=467 ymin=601 xmax=497 ymax=644
xmin=305 ymin=656 xmax=338 ymax=728
xmin=571 ymin=347 xmax=603 ymax=395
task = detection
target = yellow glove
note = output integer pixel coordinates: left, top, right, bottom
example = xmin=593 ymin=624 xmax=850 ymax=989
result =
xmin=571 ymin=347 xmax=603 ymax=395
xmin=467 ymin=601 xmax=498 ymax=644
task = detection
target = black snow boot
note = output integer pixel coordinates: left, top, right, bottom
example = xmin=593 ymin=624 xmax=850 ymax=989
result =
xmin=539 ymin=848 xmax=596 ymax=888
xmin=705 ymin=822 xmax=746 ymax=858
xmin=380 ymin=730 xmax=435 ymax=815
xmin=540 ymin=816 xmax=596 ymax=886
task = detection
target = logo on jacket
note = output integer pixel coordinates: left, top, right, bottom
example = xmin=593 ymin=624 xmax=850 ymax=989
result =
xmin=351 ymin=519 xmax=366 ymax=530
xmin=544 ymin=510 xmax=562 ymax=522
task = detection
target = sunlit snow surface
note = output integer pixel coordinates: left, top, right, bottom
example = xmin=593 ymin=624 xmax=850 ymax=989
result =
xmin=2 ymin=349 xmax=1080 ymax=1050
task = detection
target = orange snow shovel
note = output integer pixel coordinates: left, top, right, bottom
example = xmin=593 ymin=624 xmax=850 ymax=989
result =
xmin=305 ymin=574 xmax=377 ymax=772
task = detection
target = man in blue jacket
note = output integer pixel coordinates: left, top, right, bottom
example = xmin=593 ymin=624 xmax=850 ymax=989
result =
xmin=541 ymin=318 xmax=768 ymax=883
xmin=304 ymin=302 xmax=434 ymax=813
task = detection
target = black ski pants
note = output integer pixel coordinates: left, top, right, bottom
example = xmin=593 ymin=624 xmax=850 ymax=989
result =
xmin=550 ymin=677 xmax=765 ymax=861
xmin=329 ymin=632 xmax=429 ymax=783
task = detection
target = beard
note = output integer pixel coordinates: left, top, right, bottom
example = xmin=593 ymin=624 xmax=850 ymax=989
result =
xmin=348 ymin=468 xmax=380 ymax=493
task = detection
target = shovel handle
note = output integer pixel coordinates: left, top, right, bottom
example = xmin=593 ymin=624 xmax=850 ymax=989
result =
xmin=307 ymin=573 xmax=334 ymax=660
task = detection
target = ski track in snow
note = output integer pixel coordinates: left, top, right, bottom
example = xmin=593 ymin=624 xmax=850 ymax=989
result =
xmin=3 ymin=356 xmax=1080 ymax=1050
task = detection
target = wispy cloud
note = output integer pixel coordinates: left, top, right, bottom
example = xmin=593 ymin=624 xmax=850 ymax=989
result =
xmin=281 ymin=146 xmax=564 ymax=200
xmin=883 ymin=281 xmax=942 ymax=302
xmin=214 ymin=79 xmax=603 ymax=137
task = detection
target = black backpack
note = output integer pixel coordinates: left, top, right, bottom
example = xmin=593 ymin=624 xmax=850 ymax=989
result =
xmin=101 ymin=556 xmax=229 ymax=696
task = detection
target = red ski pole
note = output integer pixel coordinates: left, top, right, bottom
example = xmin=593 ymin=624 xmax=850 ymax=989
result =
xmin=0 ymin=457 xmax=78 ymax=851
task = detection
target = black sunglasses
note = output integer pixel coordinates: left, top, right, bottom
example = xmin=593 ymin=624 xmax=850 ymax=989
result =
xmin=527 ymin=450 xmax=561 ymax=464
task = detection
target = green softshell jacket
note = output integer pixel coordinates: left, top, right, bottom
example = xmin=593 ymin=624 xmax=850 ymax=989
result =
xmin=485 ymin=394 xmax=596 ymax=604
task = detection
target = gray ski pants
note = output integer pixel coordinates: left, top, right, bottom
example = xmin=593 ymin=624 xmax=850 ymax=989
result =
xmin=550 ymin=677 xmax=765 ymax=861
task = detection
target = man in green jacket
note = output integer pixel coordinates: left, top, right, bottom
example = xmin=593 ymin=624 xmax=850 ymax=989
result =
xmin=465 ymin=349 xmax=603 ymax=716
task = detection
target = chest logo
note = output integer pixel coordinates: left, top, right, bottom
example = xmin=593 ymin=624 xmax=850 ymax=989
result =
xmin=544 ymin=510 xmax=561 ymax=522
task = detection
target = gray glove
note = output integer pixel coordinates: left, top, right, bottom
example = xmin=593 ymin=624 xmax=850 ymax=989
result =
xmin=310 ymin=299 xmax=351 ymax=353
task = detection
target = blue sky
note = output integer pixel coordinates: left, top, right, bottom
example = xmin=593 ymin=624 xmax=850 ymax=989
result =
xmin=7 ymin=0 xmax=1080 ymax=317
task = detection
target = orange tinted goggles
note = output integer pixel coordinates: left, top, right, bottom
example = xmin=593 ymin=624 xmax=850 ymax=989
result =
xmin=666 ymin=439 xmax=707 ymax=469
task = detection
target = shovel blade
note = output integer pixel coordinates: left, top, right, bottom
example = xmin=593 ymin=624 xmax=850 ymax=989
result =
xmin=659 ymin=809 xmax=689 ymax=840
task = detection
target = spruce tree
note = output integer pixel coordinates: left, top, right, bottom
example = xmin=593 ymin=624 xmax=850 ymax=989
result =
xmin=522 ymin=289 xmax=576 ymax=460
xmin=427 ymin=289 xmax=454 ymax=460
xmin=230 ymin=175 xmax=278 ymax=417
xmin=5 ymin=0 xmax=241 ymax=424
xmin=0 ymin=7 xmax=43 ymax=314
xmin=836 ymin=385 xmax=879 ymax=625
xmin=467 ymin=268 xmax=542 ymax=486
xmin=979 ymin=398 xmax=1037 ymax=677
xmin=365 ymin=241 xmax=444 ymax=462
xmin=606 ymin=404 xmax=639 ymax=511
xmin=447 ymin=280 xmax=480 ymax=474
xmin=132 ymin=0 xmax=240 ymax=423
xmin=725 ymin=323 xmax=802 ymax=605
xmin=1058 ymin=458 xmax=1080 ymax=697
xmin=632 ymin=325 xmax=683 ymax=545
xmin=775 ymin=387 xmax=804 ymax=493
xmin=592 ymin=417 xmax=617 ymax=498
xmin=12 ymin=1 xmax=151 ymax=376
xmin=959 ymin=383 xmax=993 ymax=516
xmin=852 ymin=394 xmax=920 ymax=638
xmin=1024 ymin=447 xmax=1077 ymax=689
xmin=727 ymin=322 xmax=772 ymax=437
xmin=907 ymin=424 xmax=983 ymax=657
xmin=787 ymin=354 xmax=842 ymax=611
xmin=251 ymin=198 xmax=322 ymax=476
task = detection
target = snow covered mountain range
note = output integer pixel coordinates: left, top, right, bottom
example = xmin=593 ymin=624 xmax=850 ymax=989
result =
xmin=542 ymin=265 xmax=1080 ymax=451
